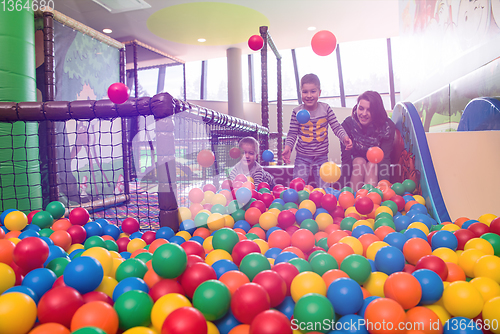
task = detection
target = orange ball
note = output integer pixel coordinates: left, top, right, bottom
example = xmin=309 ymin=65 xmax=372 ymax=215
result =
xmin=445 ymin=262 xmax=466 ymax=282
xmin=49 ymin=230 xmax=72 ymax=251
xmin=338 ymin=192 xmax=355 ymax=210
xmin=143 ymin=268 xmax=162 ymax=288
xmin=358 ymin=233 xmax=381 ymax=256
xmin=384 ymin=272 xmax=422 ymax=310
xmin=367 ymin=192 xmax=383 ymax=206
xmin=315 ymin=231 xmax=328 ymax=242
xmin=248 ymin=227 xmax=266 ymax=240
xmin=0 ymin=239 xmax=15 ymax=264
xmin=70 ymin=301 xmax=119 ymax=334
xmin=364 ymin=297 xmax=406 ymax=334
xmin=148 ymin=239 xmax=168 ymax=253
xmin=197 ymin=149 xmax=215 ymax=168
xmin=403 ymin=237 xmax=433 ymax=265
xmin=322 ymin=269 xmax=349 ymax=288
xmin=244 ymin=207 xmax=261 ymax=226
xmin=29 ymin=323 xmax=71 ymax=334
xmin=405 ymin=200 xmax=420 ymax=213
xmin=52 ymin=218 xmax=72 ymax=231
xmin=327 ymin=242 xmax=355 ymax=266
xmin=324 ymin=224 xmax=340 ymax=234
xmin=367 ymin=146 xmax=384 ymax=164
xmin=374 ymin=226 xmax=396 ymax=240
xmin=228 ymin=324 xmax=250 ymax=334
xmin=267 ymin=230 xmax=291 ymax=249
xmin=327 ymin=230 xmax=349 ymax=248
xmin=382 ymin=188 xmax=396 ymax=201
xmin=193 ymin=227 xmax=211 ymax=239
xmin=219 ymin=270 xmax=250 ymax=296
xmin=405 ymin=306 xmax=442 ymax=334
xmin=361 ymin=287 xmax=371 ymax=299
xmin=290 ymin=229 xmax=315 ymax=253
xmin=5 ymin=231 xmax=21 ymax=239
xmin=282 ymin=246 xmax=305 ymax=259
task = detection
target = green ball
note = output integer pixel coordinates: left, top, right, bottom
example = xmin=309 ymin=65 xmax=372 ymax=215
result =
xmin=194 ymin=211 xmax=210 ymax=228
xmin=211 ymin=204 xmax=227 ymax=214
xmin=258 ymin=188 xmax=271 ymax=194
xmin=402 ymin=179 xmax=416 ymax=193
xmin=481 ymin=233 xmax=500 ymax=256
xmin=309 ymin=252 xmax=338 ymax=276
xmin=316 ymin=237 xmax=329 ymax=251
xmin=368 ymin=188 xmax=384 ymax=201
xmin=269 ymin=202 xmax=284 ymax=211
xmin=361 ymin=184 xmax=375 ymax=191
xmin=239 ymin=252 xmax=271 ymax=280
xmin=430 ymin=224 xmax=444 ymax=232
xmin=231 ymin=209 xmax=246 ymax=222
xmin=70 ymin=249 xmax=84 ymax=259
xmin=71 ymin=328 xmax=107 ymax=334
xmin=152 ymin=243 xmax=187 ymax=279
xmin=294 ymin=293 xmax=335 ymax=333
xmin=381 ymin=200 xmax=398 ymax=215
xmin=212 ymin=228 xmax=239 ymax=253
xmin=115 ymin=258 xmax=148 ymax=281
xmin=192 ymin=279 xmax=231 ymax=321
xmin=134 ymin=252 xmax=153 ymax=264
xmin=391 ymin=183 xmax=406 ymax=196
xmin=340 ymin=254 xmax=372 ymax=285
xmin=340 ymin=187 xmax=354 ymax=195
xmin=31 ymin=211 xmax=54 ymax=229
xmin=39 ymin=228 xmax=54 ymax=238
xmin=340 ymin=217 xmax=357 ymax=231
xmin=284 ymin=202 xmax=298 ymax=210
xmin=373 ymin=217 xmax=396 ymax=230
xmin=45 ymin=257 xmax=70 ymax=277
xmin=300 ymin=219 xmax=319 ymax=234
xmin=375 ymin=212 xmax=393 ymax=221
xmin=288 ymin=257 xmax=312 ymax=273
xmin=308 ymin=249 xmax=326 ymax=262
xmin=84 ymin=236 xmax=107 ymax=249
xmin=227 ymin=200 xmax=240 ymax=214
xmin=245 ymin=233 xmax=260 ymax=240
xmin=114 ymin=290 xmax=153 ymax=330
xmin=298 ymin=190 xmax=310 ymax=203
xmin=104 ymin=239 xmax=119 ymax=252
xmin=45 ymin=201 xmax=66 ymax=220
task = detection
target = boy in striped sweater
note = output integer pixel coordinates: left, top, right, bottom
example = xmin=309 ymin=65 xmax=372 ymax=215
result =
xmin=282 ymin=73 xmax=352 ymax=187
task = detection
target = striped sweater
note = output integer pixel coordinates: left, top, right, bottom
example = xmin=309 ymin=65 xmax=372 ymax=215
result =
xmin=285 ymin=102 xmax=347 ymax=156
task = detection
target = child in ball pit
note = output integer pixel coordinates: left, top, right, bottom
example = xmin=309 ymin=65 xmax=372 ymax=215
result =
xmin=229 ymin=136 xmax=275 ymax=188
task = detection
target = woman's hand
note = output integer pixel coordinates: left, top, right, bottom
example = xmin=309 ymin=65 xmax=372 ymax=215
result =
xmin=282 ymin=145 xmax=292 ymax=164
xmin=343 ymin=136 xmax=353 ymax=150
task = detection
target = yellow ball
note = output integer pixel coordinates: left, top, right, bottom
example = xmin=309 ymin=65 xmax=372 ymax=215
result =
xmin=465 ymin=238 xmax=495 ymax=255
xmin=253 ymin=239 xmax=269 ymax=254
xmin=259 ymin=212 xmax=278 ymax=230
xmin=110 ymin=258 xmax=125 ymax=278
xmin=203 ymin=236 xmax=214 ymax=252
xmin=95 ymin=276 xmax=118 ymax=298
xmin=122 ymin=326 xmax=157 ymax=334
xmin=442 ymin=281 xmax=483 ymax=318
xmin=0 ymin=292 xmax=37 ymax=334
xmin=68 ymin=243 xmax=85 ymax=254
xmin=470 ymin=276 xmax=500 ymax=303
xmin=319 ymin=162 xmax=341 ymax=183
xmin=362 ymin=271 xmax=388 ymax=297
xmin=0 ymin=263 xmax=15 ymax=294
xmin=441 ymin=224 xmax=460 ymax=232
xmin=339 ymin=236 xmax=363 ymax=255
xmin=119 ymin=232 xmax=129 ymax=239
xmin=176 ymin=231 xmax=191 ymax=241
xmin=204 ymin=190 xmax=215 ymax=203
xmin=267 ymin=208 xmax=281 ymax=217
xmin=127 ymin=238 xmax=147 ymax=253
xmin=151 ymin=293 xmax=192 ymax=332
xmin=413 ymin=195 xmax=425 ymax=205
xmin=246 ymin=176 xmax=254 ymax=183
xmin=3 ymin=211 xmax=28 ymax=231
xmin=424 ymin=305 xmax=451 ymax=327
xmin=432 ymin=247 xmax=458 ymax=264
xmin=482 ymin=296 xmax=500 ymax=334
xmin=8 ymin=237 xmax=21 ymax=245
xmin=268 ymin=258 xmax=275 ymax=266
xmin=352 ymin=220 xmax=374 ymax=230
xmin=109 ymin=250 xmax=122 ymax=259
xmin=290 ymin=271 xmax=326 ymax=302
xmin=315 ymin=213 xmax=333 ymax=231
xmin=478 ymin=213 xmax=497 ymax=226
xmin=211 ymin=193 xmax=227 ymax=206
xmin=205 ymin=249 xmax=232 ymax=266
xmin=312 ymin=188 xmax=326 ymax=195
xmin=345 ymin=207 xmax=359 ymax=216
xmin=207 ymin=321 xmax=220 ymax=334
xmin=82 ymin=247 xmax=113 ymax=276
xmin=474 ymin=255 xmax=500 ymax=284
xmin=299 ymin=200 xmax=316 ymax=214
xmin=407 ymin=222 xmax=430 ymax=235
xmin=458 ymin=249 xmax=486 ymax=277
xmin=224 ymin=215 xmax=235 ymax=228
xmin=178 ymin=207 xmax=192 ymax=222
xmin=198 ymin=209 xmax=212 ymax=216
xmin=375 ymin=206 xmax=393 ymax=217
xmin=207 ymin=213 xmax=225 ymax=231
xmin=365 ymin=241 xmax=390 ymax=261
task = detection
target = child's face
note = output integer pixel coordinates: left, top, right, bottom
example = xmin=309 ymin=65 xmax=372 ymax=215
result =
xmin=301 ymin=83 xmax=321 ymax=111
xmin=356 ymin=99 xmax=372 ymax=126
xmin=240 ymin=143 xmax=257 ymax=167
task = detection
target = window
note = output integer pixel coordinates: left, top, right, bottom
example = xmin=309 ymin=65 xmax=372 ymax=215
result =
xmin=185 ymin=61 xmax=202 ymax=100
xmin=137 ymin=68 xmax=159 ymax=97
xmin=206 ymin=57 xmax=228 ymax=101
xmin=164 ymin=64 xmax=184 ymax=100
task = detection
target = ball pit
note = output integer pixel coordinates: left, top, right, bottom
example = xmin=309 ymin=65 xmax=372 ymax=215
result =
xmin=0 ymin=179 xmax=498 ymax=334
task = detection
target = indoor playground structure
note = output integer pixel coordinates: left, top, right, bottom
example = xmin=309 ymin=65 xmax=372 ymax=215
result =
xmin=1 ymin=7 xmax=500 ymax=334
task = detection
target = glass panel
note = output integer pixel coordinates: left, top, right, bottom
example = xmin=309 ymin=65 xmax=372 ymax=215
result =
xmin=206 ymin=57 xmax=228 ymax=101
xmin=137 ymin=68 xmax=159 ymax=97
xmin=164 ymin=64 xmax=184 ymax=100
xmin=185 ymin=61 xmax=202 ymax=100
xmin=390 ymin=37 xmax=401 ymax=93
xmin=252 ymin=53 xmax=262 ymax=103
xmin=242 ymin=54 xmax=250 ymax=102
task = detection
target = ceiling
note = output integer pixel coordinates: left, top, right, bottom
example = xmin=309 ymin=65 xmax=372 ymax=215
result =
xmin=54 ymin=0 xmax=400 ymax=64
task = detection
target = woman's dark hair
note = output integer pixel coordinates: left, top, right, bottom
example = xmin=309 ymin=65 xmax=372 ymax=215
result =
xmin=352 ymin=91 xmax=388 ymax=127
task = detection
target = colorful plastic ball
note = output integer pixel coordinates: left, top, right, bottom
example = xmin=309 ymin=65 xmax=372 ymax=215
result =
xmin=3 ymin=211 xmax=28 ymax=231
xmin=442 ymin=281 xmax=483 ymax=318
xmin=261 ymin=149 xmax=274 ymax=162
xmin=355 ymin=197 xmax=374 ymax=216
xmin=248 ymin=309 xmax=291 ymax=334
xmin=290 ymin=271 xmax=326 ymax=301
xmin=384 ymin=271 xmax=422 ymax=310
xmin=13 ymin=236 xmax=49 ymax=272
xmin=151 ymin=243 xmax=187 ymax=279
xmin=179 ymin=262 xmax=217 ymax=299
xmin=327 ymin=277 xmax=363 ymax=315
xmin=296 ymin=109 xmax=311 ymax=124
xmin=66 ymin=224 xmax=86 ymax=244
xmin=248 ymin=34 xmax=264 ymax=51
xmin=28 ymin=323 xmax=71 ymax=334
xmin=37 ymin=286 xmax=85 ymax=328
xmin=272 ymin=262 xmax=299 ymax=296
xmin=84 ymin=235 xmax=107 ymax=250
xmin=319 ymin=161 xmax=341 ymax=183
xmin=150 ymin=293 xmax=192 ymax=332
xmin=121 ymin=217 xmax=139 ymax=235
xmin=0 ymin=262 xmax=15 ymax=294
xmin=414 ymin=255 xmax=448 ymax=281
xmin=231 ymin=240 xmax=261 ymax=266
xmin=366 ymin=146 xmax=384 ymax=164
xmin=236 ymin=187 xmax=252 ymax=207
xmin=107 ymin=82 xmax=129 ymax=104
xmin=45 ymin=201 xmax=66 ymax=220
xmin=252 ymin=270 xmax=287 ymax=308
xmin=0 ymin=292 xmax=37 ymax=334
xmin=115 ymin=258 xmax=148 ymax=281
xmin=197 ymin=150 xmax=215 ymax=168
xmin=468 ymin=222 xmax=490 ymax=237
xmin=160 ymin=306 xmax=207 ymax=334
xmin=69 ymin=207 xmax=90 ymax=226
xmin=403 ymin=237 xmax=433 ymax=265
xmin=480 ymin=232 xmax=500 ymax=256
xmin=364 ymin=297 xmax=406 ymax=334
xmin=70 ymin=300 xmax=119 ymax=334
xmin=374 ymin=245 xmax=405 ymax=275
xmin=411 ymin=268 xmax=444 ymax=305
xmin=191 ymin=279 xmax=231 ymax=322
xmin=473 ymin=254 xmax=500 ymax=284
xmin=63 ymin=256 xmax=104 ymax=294
xmin=84 ymin=221 xmax=103 ymax=238
xmin=431 ymin=230 xmax=458 ymax=251
xmin=231 ymin=283 xmax=271 ymax=324
xmin=293 ymin=293 xmax=334 ymax=333
xmin=311 ymin=29 xmax=337 ymax=56
xmin=239 ymin=252 xmax=271 ymax=281
xmin=340 ymin=254 xmax=372 ymax=285
xmin=112 ymin=277 xmax=149 ymax=302
xmin=147 ymin=279 xmax=185 ymax=302
xmin=113 ymin=290 xmax=153 ymax=331
xmin=229 ymin=147 xmax=241 ymax=159
xmin=309 ymin=252 xmax=338 ymax=277
xmin=31 ymin=211 xmax=54 ymax=229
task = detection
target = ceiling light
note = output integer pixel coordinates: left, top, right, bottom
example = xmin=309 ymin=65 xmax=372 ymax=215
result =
xmin=198 ymin=38 xmax=206 ymax=42
xmin=103 ymin=28 xmax=112 ymax=34
xmin=308 ymin=26 xmax=317 ymax=31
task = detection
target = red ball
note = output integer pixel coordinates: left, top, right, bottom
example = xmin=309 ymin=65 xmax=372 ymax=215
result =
xmin=181 ymin=240 xmax=206 ymax=259
xmin=27 ymin=210 xmax=40 ymax=224
xmin=285 ymin=225 xmax=300 ymax=237
xmin=267 ymin=230 xmax=291 ymax=250
xmin=453 ymin=229 xmax=476 ymax=250
xmin=37 ymin=286 xmax=84 ymax=328
xmin=277 ymin=210 xmax=296 ymax=229
xmin=162 ymin=306 xmax=207 ymax=334
xmin=250 ymin=200 xmax=267 ymax=214
xmin=82 ymin=291 xmax=113 ymax=305
xmin=308 ymin=191 xmax=324 ymax=208
xmin=116 ymin=237 xmax=130 ymax=253
xmin=403 ymin=263 xmax=415 ymax=274
xmin=141 ymin=230 xmax=156 ymax=245
xmin=289 ymin=178 xmax=305 ymax=191
xmin=251 ymin=190 xmax=261 ymax=200
xmin=427 ymin=230 xmax=438 ymax=245
xmin=414 ymin=255 xmax=448 ymax=281
xmin=121 ymin=217 xmax=140 ymax=234
xmin=389 ymin=195 xmax=406 ymax=212
xmin=231 ymin=283 xmax=271 ymax=324
xmin=13 ymin=236 xmax=49 ymax=272
xmin=354 ymin=196 xmax=374 ymax=215
xmin=331 ymin=206 xmax=345 ymax=218
xmin=272 ymin=185 xmax=286 ymax=199
xmin=489 ymin=217 xmax=500 ymax=235
xmin=248 ymin=35 xmax=264 ymax=51
xmin=311 ymin=30 xmax=337 ymax=56
xmin=290 ymin=229 xmax=315 ymax=253
xmin=149 ymin=279 xmax=185 ymax=302
xmin=320 ymin=194 xmax=337 ymax=212
xmin=69 ymin=207 xmax=89 ymax=226
xmin=258 ymin=182 xmax=270 ymax=190
xmin=468 ymin=222 xmax=490 ymax=237
xmin=253 ymin=270 xmax=287 ymax=307
xmin=221 ymin=179 xmax=233 ymax=190
xmin=197 ymin=150 xmax=215 ymax=168
xmin=366 ymin=146 xmax=384 ymax=164
xmin=186 ymin=254 xmax=205 ymax=268
xmin=250 ymin=310 xmax=292 ymax=334
xmin=52 ymin=275 xmax=66 ymax=288
xmin=232 ymin=240 xmax=261 ymax=266
xmin=179 ymin=262 xmax=217 ymax=299
xmin=107 ymin=82 xmax=129 ymax=104
xmin=272 ymin=262 xmax=300 ymax=296
xmin=229 ymin=147 xmax=242 ymax=159
xmin=67 ymin=225 xmax=87 ymax=244
xmin=260 ymin=193 xmax=274 ymax=208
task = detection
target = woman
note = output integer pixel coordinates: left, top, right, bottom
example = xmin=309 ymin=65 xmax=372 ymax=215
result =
xmin=341 ymin=91 xmax=396 ymax=192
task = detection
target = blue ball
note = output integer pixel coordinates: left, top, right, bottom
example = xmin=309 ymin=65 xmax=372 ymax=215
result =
xmin=282 ymin=189 xmax=299 ymax=204
xmin=95 ymin=218 xmax=110 ymax=226
xmin=69 ymin=248 xmax=85 ymax=259
xmin=179 ymin=219 xmax=196 ymax=234
xmin=462 ymin=220 xmax=479 ymax=229
xmin=367 ymin=259 xmax=377 ymax=272
xmin=272 ymin=199 xmax=286 ymax=206
xmin=411 ymin=213 xmax=433 ymax=229
xmin=404 ymin=227 xmax=428 ymax=241
xmin=84 ymin=221 xmax=103 ymax=237
xmin=3 ymin=286 xmax=39 ymax=304
xmin=264 ymin=247 xmax=282 ymax=259
xmin=44 ymin=245 xmax=68 ymax=267
xmin=274 ymin=251 xmax=299 ymax=264
xmin=327 ymin=277 xmax=364 ymax=316
xmin=262 ymin=150 xmax=274 ymax=162
xmin=168 ymin=235 xmax=186 ymax=245
xmin=412 ymin=269 xmax=443 ymax=305
xmin=130 ymin=231 xmax=144 ymax=239
xmin=402 ymin=195 xmax=415 ymax=203
xmin=233 ymin=220 xmax=251 ymax=232
xmin=295 ymin=208 xmax=313 ymax=224
xmin=23 ymin=224 xmax=41 ymax=232
xmin=120 ymin=251 xmax=131 ymax=259
xmin=314 ymin=208 xmax=329 ymax=219
xmin=214 ymin=308 xmax=241 ymax=334
xmin=431 ymin=230 xmax=458 ymax=251
xmin=410 ymin=203 xmax=428 ymax=214
xmin=275 ymin=296 xmax=295 ymax=320
xmin=265 ymin=226 xmax=282 ymax=240
xmin=357 ymin=296 xmax=380 ymax=317
xmin=443 ymin=317 xmax=482 ymax=334
xmin=0 ymin=209 xmax=16 ymax=224
xmin=156 ymin=226 xmax=175 ymax=240
xmin=383 ymin=232 xmax=408 ymax=251
xmin=235 ymin=187 xmax=252 ymax=206
xmin=112 ymin=277 xmax=149 ymax=301
xmin=40 ymin=236 xmax=54 ymax=247
xmin=352 ymin=225 xmax=375 ymax=239
xmin=189 ymin=236 xmax=205 ymax=245
xmin=374 ymin=246 xmax=405 ymax=275
xmin=335 ymin=314 xmax=369 ymax=333
xmin=18 ymin=230 xmax=40 ymax=239
xmin=211 ymin=259 xmax=239 ymax=279
xmin=22 ymin=268 xmax=57 ymax=297
xmin=102 ymin=224 xmax=121 ymax=240
xmin=63 ymin=256 xmax=104 ymax=294
xmin=393 ymin=215 xmax=411 ymax=232
xmin=296 ymin=109 xmax=311 ymax=124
